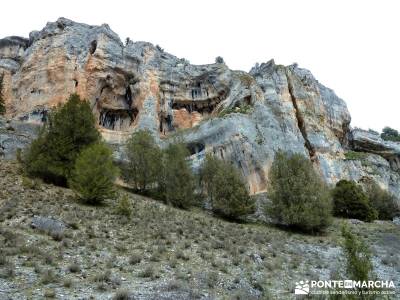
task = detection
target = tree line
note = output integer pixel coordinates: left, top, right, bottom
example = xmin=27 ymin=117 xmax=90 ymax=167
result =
xmin=21 ymin=94 xmax=399 ymax=230
xmin=21 ymin=94 xmax=254 ymax=220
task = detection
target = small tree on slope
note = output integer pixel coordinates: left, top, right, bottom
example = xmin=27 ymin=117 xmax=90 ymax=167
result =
xmin=69 ymin=142 xmax=119 ymax=205
xmin=266 ymin=151 xmax=332 ymax=233
xmin=24 ymin=94 xmax=100 ymax=186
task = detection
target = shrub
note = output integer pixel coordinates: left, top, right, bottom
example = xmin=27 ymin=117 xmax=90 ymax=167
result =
xmin=344 ymin=151 xmax=367 ymax=161
xmin=113 ymin=289 xmax=133 ymax=300
xmin=365 ymin=182 xmax=400 ymax=220
xmin=215 ymin=56 xmax=224 ymax=64
xmin=123 ymin=130 xmax=161 ymax=192
xmin=69 ymin=142 xmax=119 ymax=204
xmin=116 ymin=194 xmax=133 ymax=217
xmin=0 ymin=73 xmax=5 ymax=115
xmin=200 ymin=154 xmax=255 ymax=220
xmin=24 ymin=94 xmax=100 ymax=186
xmin=129 ymin=253 xmax=141 ymax=265
xmin=220 ymin=104 xmax=253 ymax=117
xmin=159 ymin=142 xmax=195 ymax=209
xmin=332 ymin=180 xmax=377 ymax=222
xmin=381 ymin=126 xmax=400 ymax=142
xmin=139 ymin=265 xmax=155 ymax=278
xmin=68 ymin=263 xmax=81 ymax=273
xmin=266 ymin=151 xmax=332 ymax=233
xmin=341 ymin=225 xmax=374 ymax=282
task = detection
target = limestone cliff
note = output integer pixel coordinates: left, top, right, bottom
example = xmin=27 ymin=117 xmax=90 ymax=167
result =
xmin=0 ymin=18 xmax=399 ymax=198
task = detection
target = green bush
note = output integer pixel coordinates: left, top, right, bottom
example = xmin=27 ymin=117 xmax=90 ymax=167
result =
xmin=0 ymin=73 xmax=5 ymax=115
xmin=219 ymin=104 xmax=253 ymax=117
xmin=341 ymin=225 xmax=374 ymax=282
xmin=24 ymin=94 xmax=100 ymax=186
xmin=123 ymin=130 xmax=161 ymax=192
xmin=381 ymin=126 xmax=400 ymax=142
xmin=160 ymin=142 xmax=195 ymax=209
xmin=266 ymin=151 xmax=332 ymax=233
xmin=344 ymin=151 xmax=367 ymax=161
xmin=332 ymin=180 xmax=377 ymax=222
xmin=116 ymin=194 xmax=133 ymax=217
xmin=365 ymin=182 xmax=399 ymax=220
xmin=69 ymin=143 xmax=119 ymax=204
xmin=200 ymin=154 xmax=255 ymax=220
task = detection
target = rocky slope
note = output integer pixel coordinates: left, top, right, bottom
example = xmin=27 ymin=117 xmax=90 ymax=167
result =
xmin=0 ymin=18 xmax=399 ymax=197
xmin=0 ymin=160 xmax=399 ymax=299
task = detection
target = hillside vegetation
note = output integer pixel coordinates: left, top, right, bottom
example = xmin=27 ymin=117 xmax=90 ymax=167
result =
xmin=1 ymin=160 xmax=399 ymax=299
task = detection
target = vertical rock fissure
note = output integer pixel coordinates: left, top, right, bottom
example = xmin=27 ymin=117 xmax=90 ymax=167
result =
xmin=286 ymin=71 xmax=317 ymax=162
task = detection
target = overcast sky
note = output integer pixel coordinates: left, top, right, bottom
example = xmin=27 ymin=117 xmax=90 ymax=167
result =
xmin=1 ymin=0 xmax=399 ymax=131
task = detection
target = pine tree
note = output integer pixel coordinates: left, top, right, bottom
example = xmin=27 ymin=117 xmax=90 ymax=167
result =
xmin=24 ymin=94 xmax=100 ymax=185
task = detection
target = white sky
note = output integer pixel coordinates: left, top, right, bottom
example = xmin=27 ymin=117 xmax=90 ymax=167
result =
xmin=1 ymin=0 xmax=399 ymax=132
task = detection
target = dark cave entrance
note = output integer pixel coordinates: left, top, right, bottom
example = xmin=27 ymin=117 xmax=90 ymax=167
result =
xmin=99 ymin=108 xmax=138 ymax=131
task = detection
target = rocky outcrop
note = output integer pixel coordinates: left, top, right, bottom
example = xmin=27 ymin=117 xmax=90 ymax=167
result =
xmin=351 ymin=129 xmax=400 ymax=171
xmin=0 ymin=117 xmax=39 ymax=159
xmin=0 ymin=18 xmax=399 ymax=198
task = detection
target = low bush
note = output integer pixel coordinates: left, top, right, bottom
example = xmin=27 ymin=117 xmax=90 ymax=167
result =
xmin=116 ymin=194 xmax=133 ymax=217
xmin=341 ymin=225 xmax=374 ymax=282
xmin=381 ymin=126 xmax=400 ymax=142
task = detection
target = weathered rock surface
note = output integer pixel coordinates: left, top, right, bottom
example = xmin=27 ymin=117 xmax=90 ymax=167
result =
xmin=31 ymin=215 xmax=66 ymax=235
xmin=0 ymin=117 xmax=39 ymax=159
xmin=0 ymin=18 xmax=399 ymax=198
xmin=352 ymin=128 xmax=400 ymax=171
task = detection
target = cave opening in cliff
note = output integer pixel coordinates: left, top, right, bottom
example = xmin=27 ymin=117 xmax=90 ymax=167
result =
xmin=125 ymin=86 xmax=133 ymax=106
xmin=89 ymin=40 xmax=97 ymax=55
xmin=187 ymin=142 xmax=205 ymax=156
xmin=99 ymin=108 xmax=137 ymax=131
xmin=171 ymin=98 xmax=221 ymax=116
xmin=159 ymin=114 xmax=173 ymax=134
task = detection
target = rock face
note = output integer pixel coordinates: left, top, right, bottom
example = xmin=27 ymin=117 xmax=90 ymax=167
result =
xmin=0 ymin=18 xmax=399 ymax=198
